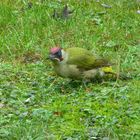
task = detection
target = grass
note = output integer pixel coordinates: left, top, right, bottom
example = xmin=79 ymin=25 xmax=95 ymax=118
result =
xmin=0 ymin=0 xmax=140 ymax=139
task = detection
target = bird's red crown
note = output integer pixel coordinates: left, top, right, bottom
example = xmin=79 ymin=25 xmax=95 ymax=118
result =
xmin=50 ymin=47 xmax=61 ymax=54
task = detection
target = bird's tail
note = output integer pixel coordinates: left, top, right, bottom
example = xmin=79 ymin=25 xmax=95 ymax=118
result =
xmin=101 ymin=66 xmax=132 ymax=80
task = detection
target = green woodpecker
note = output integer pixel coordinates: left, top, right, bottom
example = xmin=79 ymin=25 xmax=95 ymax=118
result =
xmin=49 ymin=47 xmax=116 ymax=80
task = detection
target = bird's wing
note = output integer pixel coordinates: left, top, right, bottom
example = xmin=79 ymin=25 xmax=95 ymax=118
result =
xmin=66 ymin=47 xmax=112 ymax=70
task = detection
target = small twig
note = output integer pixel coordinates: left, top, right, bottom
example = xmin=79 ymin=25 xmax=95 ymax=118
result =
xmin=116 ymin=55 xmax=120 ymax=81
xmin=47 ymin=79 xmax=57 ymax=91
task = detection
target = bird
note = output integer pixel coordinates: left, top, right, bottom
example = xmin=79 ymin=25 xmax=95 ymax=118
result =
xmin=48 ymin=46 xmax=119 ymax=81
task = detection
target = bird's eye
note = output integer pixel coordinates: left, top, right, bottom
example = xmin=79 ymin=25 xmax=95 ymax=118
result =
xmin=54 ymin=50 xmax=61 ymax=58
xmin=57 ymin=51 xmax=61 ymax=56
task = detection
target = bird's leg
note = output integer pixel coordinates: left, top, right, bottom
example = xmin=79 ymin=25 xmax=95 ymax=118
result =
xmin=82 ymin=79 xmax=90 ymax=88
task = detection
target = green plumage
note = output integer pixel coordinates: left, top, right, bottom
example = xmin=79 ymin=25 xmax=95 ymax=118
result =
xmin=49 ymin=47 xmax=130 ymax=80
xmin=49 ymin=47 xmax=115 ymax=80
xmin=65 ymin=47 xmax=111 ymax=70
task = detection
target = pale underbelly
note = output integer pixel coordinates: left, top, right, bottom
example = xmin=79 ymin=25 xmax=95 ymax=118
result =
xmin=54 ymin=64 xmax=104 ymax=79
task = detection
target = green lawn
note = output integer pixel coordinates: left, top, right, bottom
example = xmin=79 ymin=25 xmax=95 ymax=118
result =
xmin=0 ymin=0 xmax=140 ymax=139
